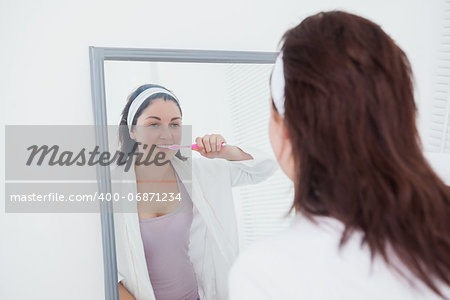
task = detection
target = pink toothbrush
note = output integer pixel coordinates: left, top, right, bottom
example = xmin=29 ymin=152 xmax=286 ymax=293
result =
xmin=157 ymin=142 xmax=227 ymax=150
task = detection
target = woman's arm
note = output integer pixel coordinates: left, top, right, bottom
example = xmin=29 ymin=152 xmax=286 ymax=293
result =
xmin=194 ymin=134 xmax=253 ymax=161
xmin=218 ymin=145 xmax=253 ymax=161
xmin=194 ymin=134 xmax=277 ymax=186
xmin=118 ymin=282 xmax=136 ymax=300
xmin=227 ymin=145 xmax=278 ymax=187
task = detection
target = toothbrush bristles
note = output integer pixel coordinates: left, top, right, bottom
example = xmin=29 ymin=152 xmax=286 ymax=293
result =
xmin=157 ymin=144 xmax=198 ymax=150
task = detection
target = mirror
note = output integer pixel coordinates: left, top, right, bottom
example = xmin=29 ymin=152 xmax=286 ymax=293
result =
xmin=89 ymin=48 xmax=294 ymax=300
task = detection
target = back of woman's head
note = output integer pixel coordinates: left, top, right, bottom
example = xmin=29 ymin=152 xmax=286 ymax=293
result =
xmin=280 ymin=10 xmax=450 ymax=297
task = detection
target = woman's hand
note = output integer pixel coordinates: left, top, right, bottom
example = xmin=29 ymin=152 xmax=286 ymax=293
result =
xmin=194 ymin=134 xmax=253 ymax=161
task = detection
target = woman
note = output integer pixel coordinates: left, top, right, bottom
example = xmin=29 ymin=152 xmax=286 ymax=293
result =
xmin=111 ymin=84 xmax=277 ymax=300
xmin=229 ymin=11 xmax=450 ymax=300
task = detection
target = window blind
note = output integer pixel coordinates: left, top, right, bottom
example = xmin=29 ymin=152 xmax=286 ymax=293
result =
xmin=224 ymin=64 xmax=295 ymax=250
xmin=428 ymin=0 xmax=450 ymax=153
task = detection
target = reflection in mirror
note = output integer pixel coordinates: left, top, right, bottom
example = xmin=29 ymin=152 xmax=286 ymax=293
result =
xmin=103 ymin=59 xmax=294 ymax=299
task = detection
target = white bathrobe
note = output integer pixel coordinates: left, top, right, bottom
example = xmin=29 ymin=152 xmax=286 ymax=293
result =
xmin=111 ymin=146 xmax=277 ymax=300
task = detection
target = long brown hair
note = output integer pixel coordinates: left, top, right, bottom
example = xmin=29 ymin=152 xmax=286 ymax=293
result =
xmin=278 ymin=11 xmax=450 ymax=298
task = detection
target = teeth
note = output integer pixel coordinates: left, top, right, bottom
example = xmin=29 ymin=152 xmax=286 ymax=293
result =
xmin=156 ymin=145 xmax=171 ymax=149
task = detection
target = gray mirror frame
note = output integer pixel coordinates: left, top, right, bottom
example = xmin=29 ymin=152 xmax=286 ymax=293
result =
xmin=89 ymin=47 xmax=277 ymax=300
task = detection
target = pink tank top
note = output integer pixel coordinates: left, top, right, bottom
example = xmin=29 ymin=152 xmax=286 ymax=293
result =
xmin=139 ymin=172 xmax=200 ymax=300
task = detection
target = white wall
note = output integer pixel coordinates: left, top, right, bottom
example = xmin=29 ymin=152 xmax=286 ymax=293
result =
xmin=0 ymin=0 xmax=443 ymax=299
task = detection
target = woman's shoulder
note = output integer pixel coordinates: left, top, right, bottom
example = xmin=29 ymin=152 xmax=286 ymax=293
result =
xmin=229 ymin=215 xmax=345 ymax=299
xmin=232 ymin=215 xmax=346 ymax=271
xmin=230 ymin=215 xmax=449 ymax=300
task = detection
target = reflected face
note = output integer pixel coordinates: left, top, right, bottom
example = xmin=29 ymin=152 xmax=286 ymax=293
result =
xmin=268 ymin=99 xmax=295 ymax=181
xmin=130 ymin=98 xmax=182 ymax=161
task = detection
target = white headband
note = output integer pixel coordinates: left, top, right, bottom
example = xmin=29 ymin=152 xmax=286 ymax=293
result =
xmin=271 ymin=52 xmax=286 ymax=118
xmin=127 ymin=87 xmax=180 ymax=133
